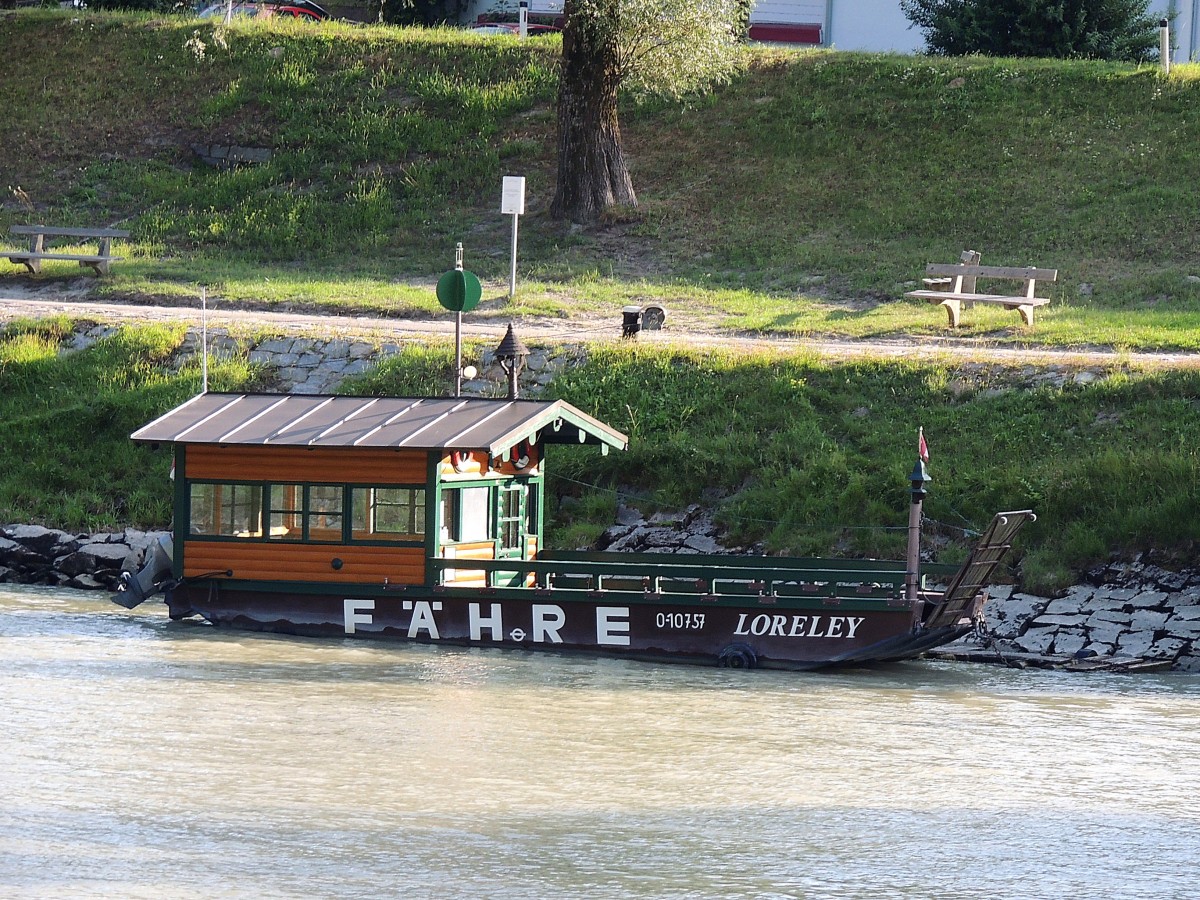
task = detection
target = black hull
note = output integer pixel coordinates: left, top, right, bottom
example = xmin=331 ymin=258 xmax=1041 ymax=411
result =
xmin=166 ymin=581 xmax=971 ymax=672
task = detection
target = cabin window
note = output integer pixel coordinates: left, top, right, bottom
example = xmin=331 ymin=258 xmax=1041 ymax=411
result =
xmin=189 ymin=483 xmax=263 ymax=538
xmin=305 ymin=484 xmax=344 ymax=543
xmin=268 ymin=484 xmax=304 ymax=541
xmin=264 ymin=483 xmax=342 ymax=542
xmin=440 ymin=486 xmax=490 ymax=544
xmin=351 ymin=487 xmax=425 ymax=541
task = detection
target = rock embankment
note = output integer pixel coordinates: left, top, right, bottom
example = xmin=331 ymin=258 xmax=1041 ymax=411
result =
xmin=0 ymin=524 xmax=168 ymax=591
xmin=594 ymin=504 xmax=760 ymax=555
xmin=68 ymin=323 xmax=575 ymax=396
xmin=950 ymin=556 xmax=1200 ymax=672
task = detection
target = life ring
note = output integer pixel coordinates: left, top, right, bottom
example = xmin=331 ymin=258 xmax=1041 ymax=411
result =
xmin=450 ymin=450 xmax=472 ymax=473
xmin=717 ymin=643 xmax=757 ymax=670
xmin=511 ymin=439 xmax=533 ymax=471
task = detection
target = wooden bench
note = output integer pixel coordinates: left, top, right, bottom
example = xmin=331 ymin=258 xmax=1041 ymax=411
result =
xmin=5 ymin=225 xmax=130 ymax=276
xmin=905 ymin=253 xmax=1057 ymax=327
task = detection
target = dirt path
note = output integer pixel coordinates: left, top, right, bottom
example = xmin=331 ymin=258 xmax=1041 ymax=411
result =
xmin=4 ymin=290 xmax=1200 ymax=369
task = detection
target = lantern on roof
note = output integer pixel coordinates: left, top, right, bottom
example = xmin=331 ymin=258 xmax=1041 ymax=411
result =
xmin=494 ymin=323 xmax=529 ymax=399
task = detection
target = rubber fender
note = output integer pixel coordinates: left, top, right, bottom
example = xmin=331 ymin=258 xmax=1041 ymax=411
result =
xmin=717 ymin=642 xmax=757 ymax=669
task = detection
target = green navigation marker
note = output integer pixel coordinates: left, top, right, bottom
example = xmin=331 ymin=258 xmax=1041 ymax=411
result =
xmin=436 ymin=269 xmax=483 ymax=313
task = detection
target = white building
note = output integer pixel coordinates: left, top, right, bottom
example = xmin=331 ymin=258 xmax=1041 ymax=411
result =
xmin=746 ymin=0 xmax=1198 ymax=60
xmin=463 ymin=1 xmax=1199 ymax=61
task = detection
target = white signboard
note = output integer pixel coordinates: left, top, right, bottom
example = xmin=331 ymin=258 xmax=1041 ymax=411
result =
xmin=501 ymin=176 xmax=526 ymax=215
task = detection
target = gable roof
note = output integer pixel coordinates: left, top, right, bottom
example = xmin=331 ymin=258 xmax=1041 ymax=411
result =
xmin=130 ymin=393 xmax=628 ymax=456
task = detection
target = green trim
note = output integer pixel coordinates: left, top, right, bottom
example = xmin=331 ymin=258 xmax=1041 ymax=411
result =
xmin=530 ymin=473 xmax=544 ymax=559
xmin=183 ymin=534 xmax=425 ymax=549
xmin=485 ymin=402 xmax=628 ymax=457
xmin=428 ymin=556 xmax=908 ymax=598
xmin=424 ymin=450 xmax=439 ymax=584
xmin=173 ymin=444 xmax=187 ymax=580
xmin=184 ymin=576 xmax=912 ymax=613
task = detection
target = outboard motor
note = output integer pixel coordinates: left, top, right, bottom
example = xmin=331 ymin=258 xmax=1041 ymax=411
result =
xmin=112 ymin=534 xmax=174 ymax=609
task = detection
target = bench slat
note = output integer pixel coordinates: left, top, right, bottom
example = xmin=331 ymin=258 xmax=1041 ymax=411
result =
xmin=7 ymin=252 xmax=121 ymax=263
xmin=9 ymin=225 xmax=130 ymax=239
xmin=925 ymin=264 xmax=1057 ymax=281
xmin=905 ymin=290 xmax=1051 ymax=307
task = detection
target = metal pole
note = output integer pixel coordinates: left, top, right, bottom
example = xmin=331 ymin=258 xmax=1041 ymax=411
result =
xmin=905 ymin=494 xmax=922 ymax=601
xmin=905 ymin=457 xmax=930 ymax=602
xmin=455 ymin=243 xmax=464 ymax=397
xmin=201 ymin=285 xmax=208 ymax=394
xmin=1191 ymin=1 xmax=1198 ymax=64
xmin=454 ymin=311 xmax=462 ymax=398
xmin=509 ymin=213 xmax=519 ymax=300
xmin=1161 ymin=18 xmax=1172 ymax=74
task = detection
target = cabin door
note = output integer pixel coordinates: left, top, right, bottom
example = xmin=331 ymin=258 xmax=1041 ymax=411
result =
xmin=494 ymin=482 xmax=531 ymax=586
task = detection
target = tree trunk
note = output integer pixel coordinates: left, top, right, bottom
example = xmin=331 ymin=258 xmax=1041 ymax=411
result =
xmin=550 ymin=1 xmax=637 ymax=222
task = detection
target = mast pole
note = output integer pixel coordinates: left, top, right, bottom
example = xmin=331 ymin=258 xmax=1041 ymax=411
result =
xmin=906 ymin=456 xmax=931 ymax=602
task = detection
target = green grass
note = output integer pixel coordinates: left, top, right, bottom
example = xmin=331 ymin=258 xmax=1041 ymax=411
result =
xmin=3 ymin=320 xmax=1199 ymax=588
xmin=4 ymin=12 xmax=1200 ymax=349
xmin=345 ymin=339 xmax=1200 ymax=590
xmin=0 ymin=319 xmax=262 ymax=530
xmin=4 ymin=13 xmax=1200 ymax=584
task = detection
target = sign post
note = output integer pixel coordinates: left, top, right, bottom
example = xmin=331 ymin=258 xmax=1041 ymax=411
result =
xmin=501 ymin=175 xmax=525 ymax=300
xmin=436 ymin=243 xmax=483 ymax=397
xmin=200 ymin=285 xmax=209 ymax=394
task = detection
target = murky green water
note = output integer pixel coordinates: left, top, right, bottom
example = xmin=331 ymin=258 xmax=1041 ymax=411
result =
xmin=2 ymin=584 xmax=1197 ymax=899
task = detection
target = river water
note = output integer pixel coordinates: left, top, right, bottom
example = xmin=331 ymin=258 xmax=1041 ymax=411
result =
xmin=2 ymin=584 xmax=1198 ymax=900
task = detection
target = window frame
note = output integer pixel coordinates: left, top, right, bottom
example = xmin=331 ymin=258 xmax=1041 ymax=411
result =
xmin=185 ymin=480 xmax=428 ymax=547
xmin=187 ymin=481 xmax=265 ymax=539
xmin=350 ymin=485 xmax=426 ymax=544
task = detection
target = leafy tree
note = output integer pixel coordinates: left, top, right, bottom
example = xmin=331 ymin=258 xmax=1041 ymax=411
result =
xmin=899 ymin=0 xmax=1161 ymax=61
xmin=550 ymin=0 xmax=744 ymax=223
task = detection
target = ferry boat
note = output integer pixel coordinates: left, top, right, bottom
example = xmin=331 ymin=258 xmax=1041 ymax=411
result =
xmin=116 ymin=390 xmax=1032 ymax=671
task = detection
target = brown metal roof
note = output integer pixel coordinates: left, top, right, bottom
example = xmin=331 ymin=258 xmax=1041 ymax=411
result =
xmin=131 ymin=393 xmax=628 ymax=455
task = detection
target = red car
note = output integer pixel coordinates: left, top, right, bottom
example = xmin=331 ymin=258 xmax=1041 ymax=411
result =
xmin=198 ymin=0 xmax=329 ymax=21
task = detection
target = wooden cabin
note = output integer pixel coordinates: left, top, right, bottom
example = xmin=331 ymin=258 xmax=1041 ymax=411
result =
xmin=131 ymin=393 xmax=628 ymax=590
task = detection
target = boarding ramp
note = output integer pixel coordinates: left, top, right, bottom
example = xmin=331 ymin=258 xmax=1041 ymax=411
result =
xmin=923 ymin=510 xmax=1036 ymax=630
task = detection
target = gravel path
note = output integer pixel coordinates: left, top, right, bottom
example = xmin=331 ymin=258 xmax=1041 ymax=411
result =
xmin=3 ymin=290 xmax=1199 ymax=369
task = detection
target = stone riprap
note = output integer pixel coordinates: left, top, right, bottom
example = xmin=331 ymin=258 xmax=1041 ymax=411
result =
xmin=0 ymin=524 xmax=169 ymax=591
xmin=952 ymin=557 xmax=1200 ymax=672
xmin=65 ymin=323 xmax=575 ymax=397
xmin=594 ymin=504 xmax=759 ymax=555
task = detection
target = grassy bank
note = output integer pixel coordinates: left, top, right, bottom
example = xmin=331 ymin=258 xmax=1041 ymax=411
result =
xmin=4 ymin=12 xmax=1200 ymax=590
xmin=3 ymin=11 xmax=1200 ymax=349
xmin=0 ymin=320 xmax=260 ymax=528
xmin=5 ymin=321 xmax=1195 ymax=593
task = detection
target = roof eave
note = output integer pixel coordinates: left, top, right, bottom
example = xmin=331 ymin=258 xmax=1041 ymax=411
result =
xmin=485 ymin=401 xmax=628 ymax=456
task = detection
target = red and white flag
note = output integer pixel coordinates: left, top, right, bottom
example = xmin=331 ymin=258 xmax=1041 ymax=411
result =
xmin=918 ymin=427 xmax=929 ymax=463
